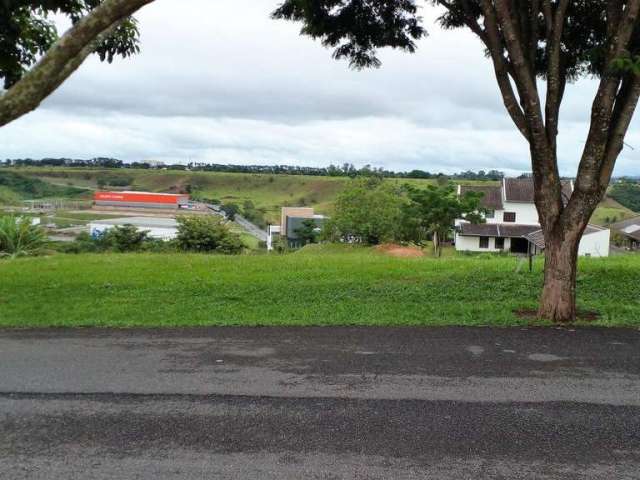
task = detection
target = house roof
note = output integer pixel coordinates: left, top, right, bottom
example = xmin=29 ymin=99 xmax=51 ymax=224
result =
xmin=525 ymin=224 xmax=607 ymax=249
xmin=503 ymin=178 xmax=573 ymax=204
xmin=458 ymin=222 xmax=540 ymax=238
xmin=611 ymin=216 xmax=640 ymax=241
xmin=459 ymin=185 xmax=503 ymax=210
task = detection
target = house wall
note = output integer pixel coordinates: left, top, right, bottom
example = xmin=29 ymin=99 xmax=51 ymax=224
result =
xmin=281 ymin=208 xmax=314 ymax=237
xmin=493 ymin=202 xmax=539 ymax=224
xmin=578 ymin=228 xmax=610 ymax=257
xmin=455 ymin=233 xmax=512 ymax=252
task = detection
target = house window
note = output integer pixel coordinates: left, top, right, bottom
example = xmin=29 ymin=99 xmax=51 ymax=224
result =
xmin=495 ymin=237 xmax=505 ymax=250
xmin=479 ymin=237 xmax=489 ymax=249
xmin=503 ymin=212 xmax=516 ymax=222
xmin=485 ymin=209 xmax=495 ymax=219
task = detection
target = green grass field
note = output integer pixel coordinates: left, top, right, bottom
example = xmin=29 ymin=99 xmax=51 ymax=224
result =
xmin=0 ymin=248 xmax=637 ymax=328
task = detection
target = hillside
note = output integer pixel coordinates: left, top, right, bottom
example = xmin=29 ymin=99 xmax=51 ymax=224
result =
xmin=0 ymin=170 xmax=89 ymax=204
xmin=3 ymin=167 xmax=636 ymax=226
xmin=6 ymin=167 xmax=495 ymax=223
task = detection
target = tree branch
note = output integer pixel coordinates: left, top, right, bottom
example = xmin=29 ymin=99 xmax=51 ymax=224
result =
xmin=602 ymin=74 xmax=640 ymax=183
xmin=0 ymin=0 xmax=155 ymax=127
xmin=543 ymin=0 xmax=569 ymax=150
xmin=574 ymin=0 xmax=640 ymax=198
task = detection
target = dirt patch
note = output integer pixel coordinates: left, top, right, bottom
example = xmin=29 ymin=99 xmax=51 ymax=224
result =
xmin=375 ymin=244 xmax=424 ymax=258
xmin=514 ymin=308 xmax=600 ymax=323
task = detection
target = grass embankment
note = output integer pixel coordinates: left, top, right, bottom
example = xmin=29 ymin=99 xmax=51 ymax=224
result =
xmin=0 ymin=248 xmax=637 ymax=328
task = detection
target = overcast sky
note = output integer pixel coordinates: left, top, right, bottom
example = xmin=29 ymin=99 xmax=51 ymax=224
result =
xmin=1 ymin=0 xmax=638 ymax=176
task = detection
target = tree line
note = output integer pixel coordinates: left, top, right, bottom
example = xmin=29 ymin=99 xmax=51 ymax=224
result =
xmin=1 ymin=158 xmax=505 ymax=181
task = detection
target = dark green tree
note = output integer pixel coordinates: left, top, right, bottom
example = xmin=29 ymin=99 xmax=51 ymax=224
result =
xmin=221 ymin=203 xmax=239 ymax=222
xmin=106 ymin=224 xmax=149 ymax=252
xmin=176 ymin=215 xmax=243 ymax=254
xmin=325 ymin=177 xmax=405 ymax=244
xmin=403 ymin=183 xmax=485 ymax=256
xmin=294 ymin=218 xmax=320 ymax=246
xmin=275 ymin=0 xmax=640 ymax=322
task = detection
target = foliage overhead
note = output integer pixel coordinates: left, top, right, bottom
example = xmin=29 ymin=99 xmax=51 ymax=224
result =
xmin=273 ymin=0 xmax=640 ymax=78
xmin=0 ymin=0 xmax=140 ymax=89
xmin=272 ymin=0 xmax=425 ymax=69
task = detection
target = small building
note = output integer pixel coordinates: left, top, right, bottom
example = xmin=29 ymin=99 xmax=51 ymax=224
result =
xmin=267 ymin=207 xmax=326 ymax=250
xmin=94 ymin=191 xmax=189 ymax=210
xmin=611 ymin=216 xmax=640 ymax=250
xmin=89 ymin=217 xmax=178 ymax=241
xmin=455 ymin=178 xmax=610 ymax=257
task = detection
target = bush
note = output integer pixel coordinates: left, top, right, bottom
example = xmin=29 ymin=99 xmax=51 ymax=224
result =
xmin=220 ymin=203 xmax=239 ymax=221
xmin=106 ymin=224 xmax=150 ymax=252
xmin=0 ymin=216 xmax=48 ymax=259
xmin=176 ymin=215 xmax=243 ymax=254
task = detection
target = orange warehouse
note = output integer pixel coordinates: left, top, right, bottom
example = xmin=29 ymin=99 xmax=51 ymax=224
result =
xmin=94 ymin=191 xmax=190 ymax=209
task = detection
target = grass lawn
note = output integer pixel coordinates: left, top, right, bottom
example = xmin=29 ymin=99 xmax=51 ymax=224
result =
xmin=0 ymin=248 xmax=638 ymax=328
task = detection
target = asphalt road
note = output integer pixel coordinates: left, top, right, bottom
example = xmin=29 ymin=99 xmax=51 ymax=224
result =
xmin=1 ymin=327 xmax=639 ymax=479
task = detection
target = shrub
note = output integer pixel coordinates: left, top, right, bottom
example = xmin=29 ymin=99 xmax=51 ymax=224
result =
xmin=106 ymin=224 xmax=150 ymax=252
xmin=0 ymin=216 xmax=48 ymax=259
xmin=220 ymin=203 xmax=239 ymax=221
xmin=176 ymin=216 xmax=243 ymax=254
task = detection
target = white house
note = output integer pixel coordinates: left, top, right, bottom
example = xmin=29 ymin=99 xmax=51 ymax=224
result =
xmin=455 ymin=178 xmax=610 ymax=257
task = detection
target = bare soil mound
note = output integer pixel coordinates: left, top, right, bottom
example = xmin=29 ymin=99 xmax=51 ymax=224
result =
xmin=375 ymin=243 xmax=424 ymax=258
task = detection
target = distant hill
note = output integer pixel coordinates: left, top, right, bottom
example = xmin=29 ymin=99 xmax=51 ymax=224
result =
xmin=609 ymin=181 xmax=640 ymax=213
xmin=3 ymin=166 xmax=634 ymax=227
xmin=0 ymin=170 xmax=88 ymax=204
xmin=6 ymin=167 xmax=496 ymax=223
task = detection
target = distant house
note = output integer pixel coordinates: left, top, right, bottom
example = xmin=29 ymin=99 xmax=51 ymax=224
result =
xmin=267 ymin=207 xmax=326 ymax=250
xmin=455 ymin=178 xmax=610 ymax=257
xmin=611 ymin=216 xmax=640 ymax=250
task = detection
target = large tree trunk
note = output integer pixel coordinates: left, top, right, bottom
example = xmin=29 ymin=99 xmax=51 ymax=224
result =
xmin=538 ymin=231 xmax=580 ymax=322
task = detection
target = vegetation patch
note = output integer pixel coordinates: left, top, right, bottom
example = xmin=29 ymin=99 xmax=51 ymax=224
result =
xmin=0 ymin=171 xmax=88 ymax=200
xmin=0 ymin=252 xmax=637 ymax=328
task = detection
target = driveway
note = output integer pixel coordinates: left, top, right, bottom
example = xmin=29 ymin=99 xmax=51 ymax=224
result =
xmin=1 ymin=327 xmax=639 ymax=479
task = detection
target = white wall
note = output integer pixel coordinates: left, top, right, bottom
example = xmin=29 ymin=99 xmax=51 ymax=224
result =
xmin=498 ymin=202 xmax=539 ymax=225
xmin=455 ymin=234 xmax=511 ymax=252
xmin=578 ymin=228 xmax=610 ymax=257
xmin=89 ymin=224 xmax=177 ymax=241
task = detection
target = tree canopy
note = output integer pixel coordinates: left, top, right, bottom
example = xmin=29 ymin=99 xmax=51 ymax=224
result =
xmin=1 ymin=0 xmax=141 ymax=89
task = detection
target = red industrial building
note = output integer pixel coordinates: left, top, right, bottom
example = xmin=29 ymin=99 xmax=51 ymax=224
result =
xmin=94 ymin=191 xmax=190 ymax=209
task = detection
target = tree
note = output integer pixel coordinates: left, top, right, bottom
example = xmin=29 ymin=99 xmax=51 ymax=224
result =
xmin=274 ymin=1 xmax=640 ymax=322
xmin=403 ymin=183 xmax=485 ymax=256
xmin=176 ymin=216 xmax=243 ymax=254
xmin=325 ymin=177 xmax=405 ymax=244
xmin=106 ymin=224 xmax=149 ymax=252
xmin=294 ymin=219 xmax=320 ymax=246
xmin=0 ymin=0 xmax=154 ymax=127
xmin=220 ymin=203 xmax=239 ymax=221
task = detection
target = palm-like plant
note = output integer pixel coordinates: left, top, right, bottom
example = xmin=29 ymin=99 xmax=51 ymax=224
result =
xmin=0 ymin=216 xmax=47 ymax=259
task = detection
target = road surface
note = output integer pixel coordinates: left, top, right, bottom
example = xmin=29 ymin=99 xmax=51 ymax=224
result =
xmin=1 ymin=326 xmax=639 ymax=479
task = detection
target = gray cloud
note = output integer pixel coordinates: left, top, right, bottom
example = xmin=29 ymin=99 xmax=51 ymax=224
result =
xmin=0 ymin=0 xmax=638 ymax=176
